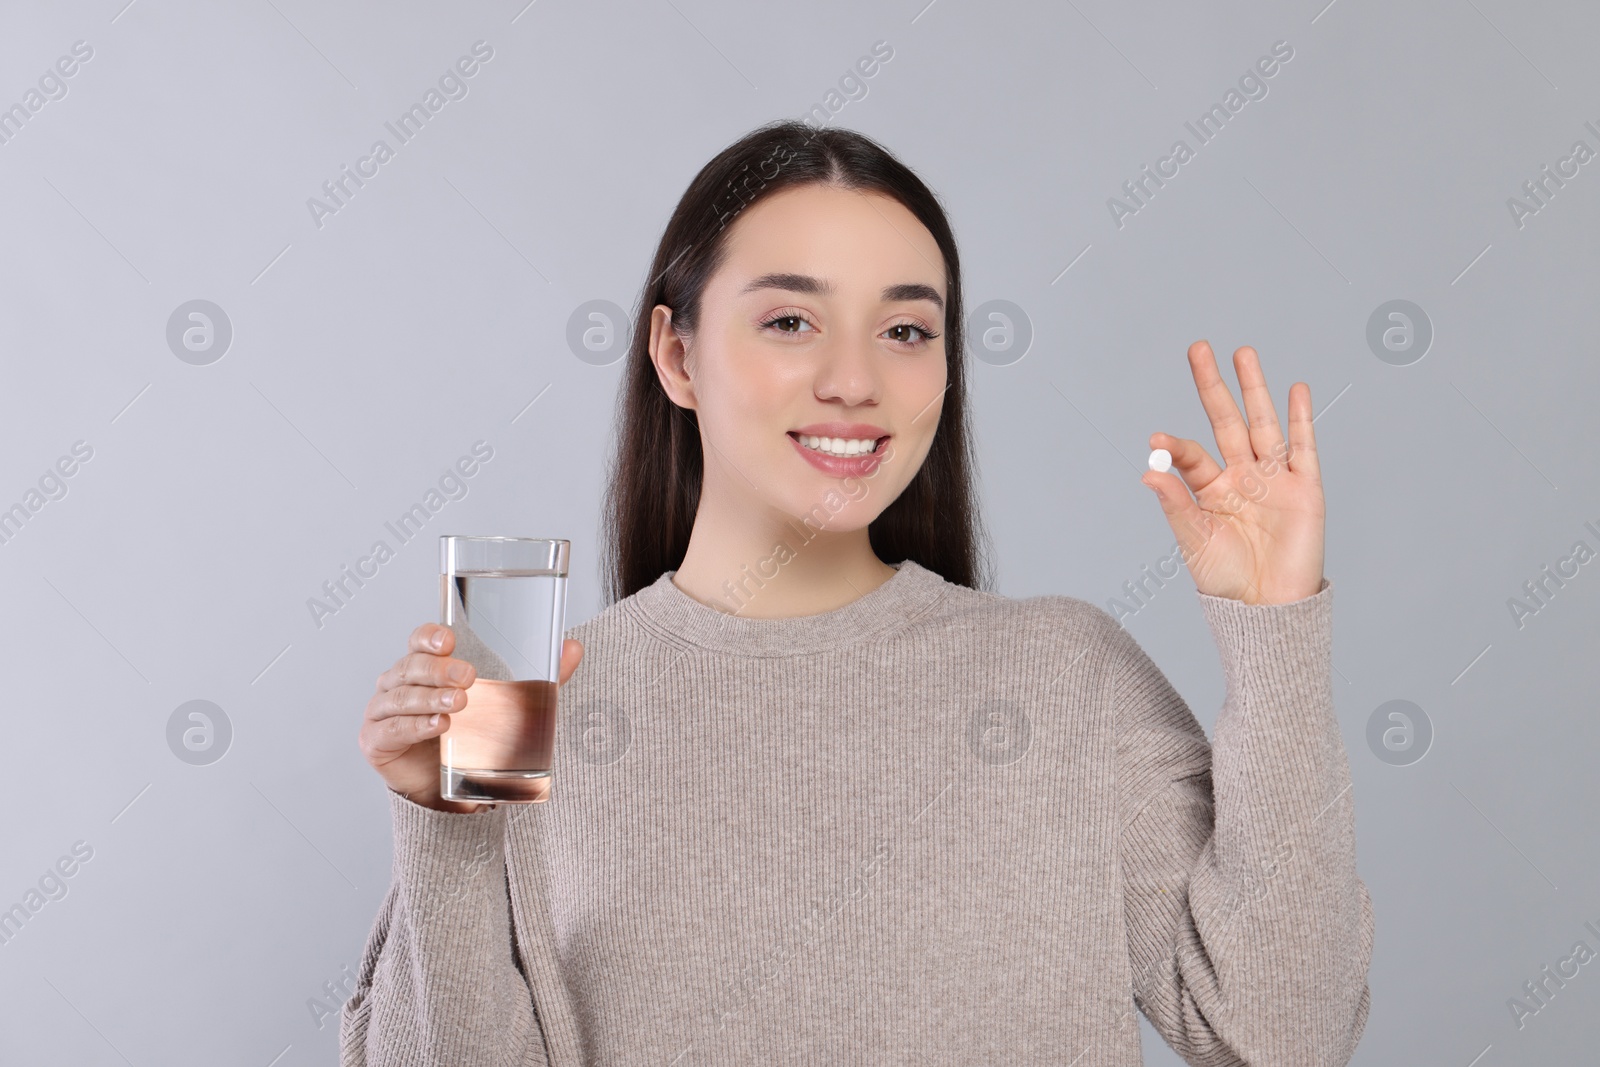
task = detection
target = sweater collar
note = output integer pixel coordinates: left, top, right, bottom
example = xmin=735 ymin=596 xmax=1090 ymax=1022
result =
xmin=626 ymin=559 xmax=949 ymax=656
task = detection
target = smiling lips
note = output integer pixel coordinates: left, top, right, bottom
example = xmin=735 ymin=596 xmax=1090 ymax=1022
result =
xmin=787 ymin=430 xmax=890 ymax=476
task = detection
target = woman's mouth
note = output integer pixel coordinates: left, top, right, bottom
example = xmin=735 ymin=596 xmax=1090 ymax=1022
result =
xmin=787 ymin=432 xmax=891 ymax=476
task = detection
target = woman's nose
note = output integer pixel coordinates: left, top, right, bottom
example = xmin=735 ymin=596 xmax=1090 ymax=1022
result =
xmin=812 ymin=337 xmax=880 ymax=405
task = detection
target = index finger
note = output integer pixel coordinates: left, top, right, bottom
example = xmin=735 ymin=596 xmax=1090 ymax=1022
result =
xmin=409 ymin=623 xmax=455 ymax=655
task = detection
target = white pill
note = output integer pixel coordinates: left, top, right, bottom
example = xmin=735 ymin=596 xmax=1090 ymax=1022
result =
xmin=1148 ymin=448 xmax=1172 ymax=473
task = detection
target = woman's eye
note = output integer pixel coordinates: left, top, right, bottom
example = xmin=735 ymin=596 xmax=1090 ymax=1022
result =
xmin=886 ymin=323 xmax=932 ymax=345
xmin=762 ymin=314 xmax=814 ymax=334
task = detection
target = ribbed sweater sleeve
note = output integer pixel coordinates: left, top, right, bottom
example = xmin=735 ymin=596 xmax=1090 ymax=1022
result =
xmin=1112 ymin=578 xmax=1374 ymax=1065
xmin=339 ymin=789 xmax=547 ymax=1066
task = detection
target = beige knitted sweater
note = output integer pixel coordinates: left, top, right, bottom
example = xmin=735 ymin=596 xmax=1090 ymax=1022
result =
xmin=341 ymin=559 xmax=1373 ymax=1065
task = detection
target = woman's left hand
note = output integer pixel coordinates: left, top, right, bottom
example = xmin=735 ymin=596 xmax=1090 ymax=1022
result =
xmin=1142 ymin=340 xmax=1326 ymax=606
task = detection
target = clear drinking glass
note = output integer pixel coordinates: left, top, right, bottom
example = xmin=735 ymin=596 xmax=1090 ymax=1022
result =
xmin=438 ymin=536 xmax=570 ymax=804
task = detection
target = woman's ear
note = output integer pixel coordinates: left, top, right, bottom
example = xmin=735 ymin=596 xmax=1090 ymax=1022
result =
xmin=648 ymin=304 xmax=696 ymax=411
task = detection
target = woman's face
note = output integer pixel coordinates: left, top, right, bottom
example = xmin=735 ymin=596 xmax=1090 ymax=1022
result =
xmin=651 ymin=182 xmax=949 ymax=533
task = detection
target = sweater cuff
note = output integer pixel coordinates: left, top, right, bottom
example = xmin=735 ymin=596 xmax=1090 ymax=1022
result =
xmin=388 ymin=789 xmax=507 ymax=909
xmin=1194 ymin=577 xmax=1333 ymax=704
xmin=1194 ymin=577 xmax=1339 ymax=839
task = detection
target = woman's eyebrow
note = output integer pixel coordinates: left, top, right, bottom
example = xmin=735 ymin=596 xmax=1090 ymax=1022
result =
xmin=739 ymin=272 xmax=944 ymax=313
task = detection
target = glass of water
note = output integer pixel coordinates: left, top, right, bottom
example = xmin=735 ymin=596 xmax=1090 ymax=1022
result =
xmin=438 ymin=536 xmax=569 ymax=804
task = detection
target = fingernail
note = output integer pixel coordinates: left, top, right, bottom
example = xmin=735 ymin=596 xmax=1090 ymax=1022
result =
xmin=429 ymin=713 xmax=440 ymax=727
xmin=430 ymin=631 xmax=445 ymax=650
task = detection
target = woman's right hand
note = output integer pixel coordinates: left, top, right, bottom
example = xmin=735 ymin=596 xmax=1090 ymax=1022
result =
xmin=360 ymin=623 xmax=585 ymax=813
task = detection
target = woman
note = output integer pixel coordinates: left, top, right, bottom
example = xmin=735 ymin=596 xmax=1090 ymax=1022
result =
xmin=344 ymin=120 xmax=1373 ymax=1065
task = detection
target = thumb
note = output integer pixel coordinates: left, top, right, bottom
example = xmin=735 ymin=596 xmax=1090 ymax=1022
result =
xmin=559 ymin=639 xmax=585 ymax=685
xmin=1141 ymin=469 xmax=1216 ymax=565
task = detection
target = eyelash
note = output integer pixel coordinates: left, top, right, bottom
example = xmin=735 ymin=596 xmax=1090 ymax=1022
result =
xmin=758 ymin=308 xmax=941 ymax=348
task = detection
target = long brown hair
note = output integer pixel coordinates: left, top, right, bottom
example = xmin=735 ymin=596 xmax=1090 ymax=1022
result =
xmin=599 ymin=120 xmax=993 ymax=605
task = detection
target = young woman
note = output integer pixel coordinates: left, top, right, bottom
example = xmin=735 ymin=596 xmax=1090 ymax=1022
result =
xmin=345 ymin=121 xmax=1373 ymax=1065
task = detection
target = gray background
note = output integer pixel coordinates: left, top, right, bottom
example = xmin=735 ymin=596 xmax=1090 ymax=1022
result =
xmin=2 ymin=0 xmax=1596 ymax=1062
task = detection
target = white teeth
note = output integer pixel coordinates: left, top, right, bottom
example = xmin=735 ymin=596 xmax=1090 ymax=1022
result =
xmin=798 ymin=434 xmax=879 ymax=457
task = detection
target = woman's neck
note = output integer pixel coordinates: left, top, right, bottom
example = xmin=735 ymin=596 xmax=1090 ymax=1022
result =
xmin=670 ymin=521 xmax=896 ymax=620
